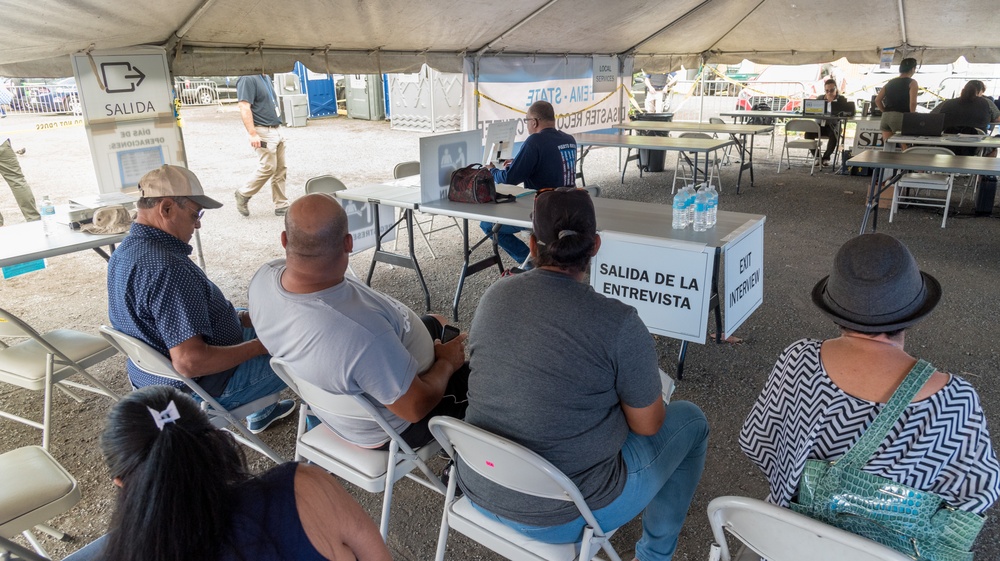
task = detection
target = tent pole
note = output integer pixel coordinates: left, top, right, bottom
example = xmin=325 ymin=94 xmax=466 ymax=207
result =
xmin=473 ymin=56 xmax=481 ymax=129
xmin=698 ymin=54 xmax=706 ymax=122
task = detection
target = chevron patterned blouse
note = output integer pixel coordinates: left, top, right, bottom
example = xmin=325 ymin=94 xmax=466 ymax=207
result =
xmin=740 ymin=339 xmax=1000 ymax=515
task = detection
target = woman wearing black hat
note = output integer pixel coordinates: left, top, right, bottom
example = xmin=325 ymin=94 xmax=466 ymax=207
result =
xmin=740 ymin=234 xmax=1000 ymax=517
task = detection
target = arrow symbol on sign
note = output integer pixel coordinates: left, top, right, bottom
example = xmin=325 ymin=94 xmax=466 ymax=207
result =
xmin=100 ymin=62 xmax=147 ymax=93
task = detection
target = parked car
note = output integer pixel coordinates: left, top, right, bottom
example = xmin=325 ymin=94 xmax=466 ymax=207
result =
xmin=175 ymin=76 xmax=240 ymax=104
xmin=19 ymin=78 xmax=80 ymax=114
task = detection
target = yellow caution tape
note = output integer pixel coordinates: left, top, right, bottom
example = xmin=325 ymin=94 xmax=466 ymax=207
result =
xmin=4 ymin=118 xmax=84 ymax=135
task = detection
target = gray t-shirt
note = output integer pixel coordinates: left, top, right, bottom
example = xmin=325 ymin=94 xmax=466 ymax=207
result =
xmin=248 ymin=259 xmax=434 ymax=447
xmin=237 ymin=75 xmax=282 ymax=127
xmin=931 ymin=96 xmax=1000 ymax=133
xmin=458 ymin=269 xmax=662 ymax=525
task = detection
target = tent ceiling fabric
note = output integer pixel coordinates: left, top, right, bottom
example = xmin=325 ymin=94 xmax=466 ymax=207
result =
xmin=2 ymin=0 xmax=1000 ymax=77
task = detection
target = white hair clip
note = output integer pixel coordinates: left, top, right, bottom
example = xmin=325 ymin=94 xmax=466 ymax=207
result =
xmin=557 ymin=230 xmax=579 ymax=239
xmin=147 ymin=400 xmax=181 ymax=430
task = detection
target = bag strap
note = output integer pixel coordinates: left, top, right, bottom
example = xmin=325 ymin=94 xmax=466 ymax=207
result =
xmin=836 ymin=359 xmax=936 ymax=469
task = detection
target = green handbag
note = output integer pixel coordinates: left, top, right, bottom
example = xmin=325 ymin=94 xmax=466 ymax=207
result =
xmin=790 ymin=360 xmax=986 ymax=561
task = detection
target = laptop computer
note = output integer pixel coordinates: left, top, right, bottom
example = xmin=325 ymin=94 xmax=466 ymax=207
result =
xmin=830 ymin=99 xmax=856 ymax=117
xmin=802 ymin=99 xmax=826 ymax=116
xmin=901 ymin=113 xmax=945 ymax=136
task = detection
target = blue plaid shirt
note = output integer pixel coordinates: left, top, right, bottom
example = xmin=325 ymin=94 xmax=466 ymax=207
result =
xmin=108 ymin=223 xmax=242 ymax=391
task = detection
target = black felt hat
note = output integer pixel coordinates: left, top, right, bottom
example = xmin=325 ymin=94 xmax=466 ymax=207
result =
xmin=811 ymin=233 xmax=941 ymax=333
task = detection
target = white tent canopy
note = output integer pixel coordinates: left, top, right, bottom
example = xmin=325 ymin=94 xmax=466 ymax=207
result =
xmin=2 ymin=0 xmax=999 ymax=77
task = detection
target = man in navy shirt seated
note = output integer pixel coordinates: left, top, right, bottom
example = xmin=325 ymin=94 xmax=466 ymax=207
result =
xmin=483 ymin=100 xmax=577 ymax=265
xmin=107 ymin=165 xmax=293 ymax=434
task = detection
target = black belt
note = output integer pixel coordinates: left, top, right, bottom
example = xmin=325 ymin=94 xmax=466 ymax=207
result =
xmin=256 ymin=124 xmax=280 ymax=128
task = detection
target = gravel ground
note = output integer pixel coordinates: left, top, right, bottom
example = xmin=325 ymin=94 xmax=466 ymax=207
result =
xmin=1 ymin=105 xmax=999 ymax=560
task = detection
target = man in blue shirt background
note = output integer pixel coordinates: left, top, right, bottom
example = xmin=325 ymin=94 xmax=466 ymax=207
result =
xmin=108 ymin=164 xmax=293 ymax=434
xmin=483 ymin=100 xmax=577 ymax=264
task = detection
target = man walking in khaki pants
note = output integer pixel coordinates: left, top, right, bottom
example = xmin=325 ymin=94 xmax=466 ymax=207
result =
xmin=234 ymin=74 xmax=289 ymax=217
xmin=0 ymin=137 xmax=40 ymax=226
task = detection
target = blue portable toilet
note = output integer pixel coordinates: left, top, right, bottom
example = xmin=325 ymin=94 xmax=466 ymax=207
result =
xmin=294 ymin=62 xmax=340 ymax=118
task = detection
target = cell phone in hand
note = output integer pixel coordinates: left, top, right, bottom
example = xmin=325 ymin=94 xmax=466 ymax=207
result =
xmin=259 ymin=141 xmax=268 ymax=148
xmin=441 ymin=324 xmax=461 ymax=343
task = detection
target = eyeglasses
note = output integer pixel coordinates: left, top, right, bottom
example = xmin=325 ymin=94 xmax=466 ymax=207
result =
xmin=525 ymin=117 xmax=539 ymax=125
xmin=825 ymin=88 xmax=837 ymax=93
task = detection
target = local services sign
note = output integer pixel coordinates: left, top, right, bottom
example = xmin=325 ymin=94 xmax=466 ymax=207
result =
xmin=71 ymin=46 xmax=186 ymax=193
xmin=590 ymin=232 xmax=714 ymax=343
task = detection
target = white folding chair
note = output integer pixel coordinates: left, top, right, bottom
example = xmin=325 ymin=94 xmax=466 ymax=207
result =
xmin=777 ymin=119 xmax=822 ymax=175
xmin=890 ymin=147 xmax=956 ymax=228
xmin=98 ymin=326 xmax=285 ymax=464
xmin=708 ymin=117 xmax=734 ymax=165
xmin=707 ymin=496 xmax=911 ymax=561
xmin=269 ymin=357 xmax=445 ymax=541
xmin=0 ymin=307 xmax=119 ymax=450
xmin=391 ymin=161 xmax=460 ymax=259
xmin=429 ymin=416 xmax=622 ymax=561
xmin=0 ymin=536 xmax=49 ymax=561
xmin=672 ymin=133 xmax=723 ymax=194
xmin=0 ymin=446 xmax=81 ymax=558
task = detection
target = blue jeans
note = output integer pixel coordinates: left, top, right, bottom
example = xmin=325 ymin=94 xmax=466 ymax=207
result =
xmin=471 ymin=400 xmax=709 ymax=561
xmin=193 ymin=324 xmax=287 ymax=422
xmin=480 ymin=221 xmax=530 ymax=264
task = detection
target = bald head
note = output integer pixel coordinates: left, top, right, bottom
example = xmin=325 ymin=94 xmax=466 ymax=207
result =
xmin=284 ymin=193 xmax=350 ymax=260
xmin=528 ymin=100 xmax=556 ymax=124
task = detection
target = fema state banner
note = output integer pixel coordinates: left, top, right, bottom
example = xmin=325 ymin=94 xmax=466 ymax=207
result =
xmin=463 ymin=55 xmax=633 ymax=144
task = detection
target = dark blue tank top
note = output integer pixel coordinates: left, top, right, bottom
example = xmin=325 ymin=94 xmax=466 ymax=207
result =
xmin=221 ymin=462 xmax=330 ymax=561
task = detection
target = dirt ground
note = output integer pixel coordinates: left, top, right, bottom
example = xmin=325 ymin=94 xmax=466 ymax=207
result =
xmin=2 ymin=105 xmax=999 ymax=560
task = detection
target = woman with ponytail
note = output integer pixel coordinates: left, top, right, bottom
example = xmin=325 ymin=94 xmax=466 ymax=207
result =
xmin=460 ymin=188 xmax=709 ymax=561
xmin=96 ymin=385 xmax=390 ymax=561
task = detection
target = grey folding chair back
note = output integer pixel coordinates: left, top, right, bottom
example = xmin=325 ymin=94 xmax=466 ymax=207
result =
xmin=0 ymin=307 xmax=119 ymax=449
xmin=98 ymin=326 xmax=284 ymax=464
xmin=707 ymin=496 xmax=911 ymax=561
xmin=304 ymin=174 xmax=348 ymax=195
xmin=393 ymin=161 xmax=420 ymax=179
xmin=890 ymin=146 xmax=957 ymax=228
xmin=0 ymin=446 xmax=81 ymax=558
xmin=429 ymin=416 xmax=622 ymax=561
xmin=269 ymin=357 xmax=445 ymax=541
xmin=778 ymin=119 xmax=822 ymax=175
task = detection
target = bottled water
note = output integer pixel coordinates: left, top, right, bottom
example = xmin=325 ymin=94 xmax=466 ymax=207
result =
xmin=706 ymin=184 xmax=718 ymax=227
xmin=40 ymin=195 xmax=56 ymax=236
xmin=684 ymin=185 xmax=696 ymax=226
xmin=672 ymin=189 xmax=687 ymax=229
xmin=693 ymin=188 xmax=709 ymax=232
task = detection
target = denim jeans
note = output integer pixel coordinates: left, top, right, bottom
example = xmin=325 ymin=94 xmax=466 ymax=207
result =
xmin=193 ymin=324 xmax=287 ymax=423
xmin=471 ymin=400 xmax=709 ymax=561
xmin=479 ymin=221 xmax=530 ymax=264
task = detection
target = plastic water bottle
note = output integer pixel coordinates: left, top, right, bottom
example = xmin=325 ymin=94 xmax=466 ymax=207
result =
xmin=686 ymin=185 xmax=698 ymax=226
xmin=706 ymin=185 xmax=719 ymax=227
xmin=672 ymin=189 xmax=687 ymax=229
xmin=40 ymin=195 xmax=56 ymax=236
xmin=693 ymin=188 xmax=709 ymax=232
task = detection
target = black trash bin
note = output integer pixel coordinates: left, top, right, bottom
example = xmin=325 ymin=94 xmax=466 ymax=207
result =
xmin=634 ymin=112 xmax=673 ymax=172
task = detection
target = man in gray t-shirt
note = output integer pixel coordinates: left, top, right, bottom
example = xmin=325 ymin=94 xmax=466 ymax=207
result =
xmin=458 ymin=188 xmax=709 ymax=561
xmin=234 ymin=74 xmax=289 ymax=217
xmin=249 ymin=193 xmax=469 ymax=448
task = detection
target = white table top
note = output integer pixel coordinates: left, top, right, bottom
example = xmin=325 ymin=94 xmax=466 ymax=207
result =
xmin=886 ymin=134 xmax=1000 ymax=149
xmin=574 ymin=132 xmax=733 ymax=153
xmin=846 ymin=150 xmax=1000 ymax=175
xmin=334 ymin=176 xmax=422 ymax=209
xmin=615 ymin=122 xmax=773 ymax=135
xmin=0 ymin=220 xmax=127 ymax=268
xmin=419 ymin=187 xmax=765 ymax=250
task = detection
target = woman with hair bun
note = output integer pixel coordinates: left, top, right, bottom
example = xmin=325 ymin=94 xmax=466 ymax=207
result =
xmin=460 ymin=187 xmax=709 ymax=561
xmin=95 ymin=385 xmax=390 ymax=561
